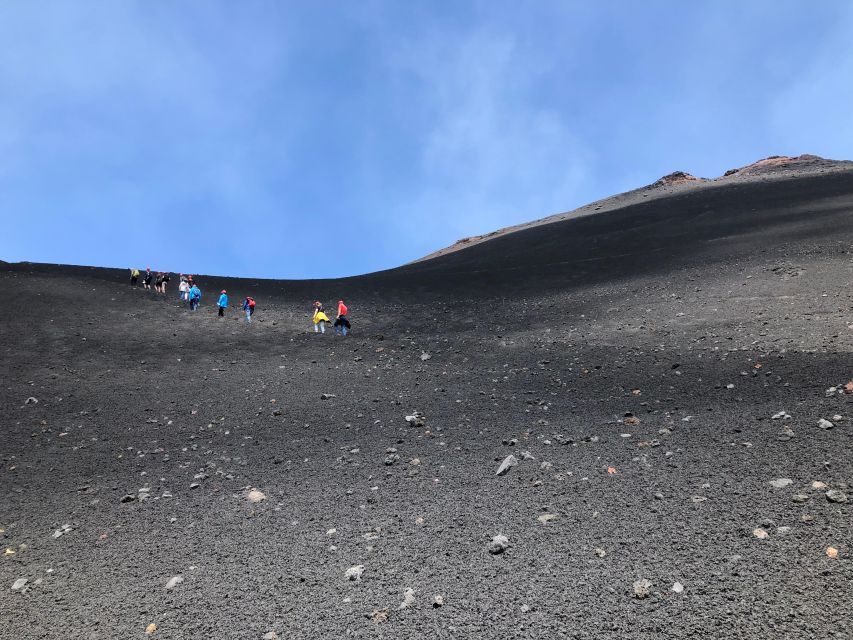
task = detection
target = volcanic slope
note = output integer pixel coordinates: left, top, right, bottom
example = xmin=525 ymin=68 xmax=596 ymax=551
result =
xmin=1 ymin=166 xmax=853 ymax=639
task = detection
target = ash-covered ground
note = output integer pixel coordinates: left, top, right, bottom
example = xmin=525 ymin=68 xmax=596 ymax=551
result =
xmin=1 ymin=168 xmax=852 ymax=639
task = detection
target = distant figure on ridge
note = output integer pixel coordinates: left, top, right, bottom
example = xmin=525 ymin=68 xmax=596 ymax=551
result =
xmin=243 ymin=296 xmax=256 ymax=323
xmin=312 ymin=301 xmax=329 ymax=334
xmin=334 ymin=299 xmax=350 ymax=336
xmin=154 ymin=272 xmax=164 ymax=294
xmin=159 ymin=272 xmax=170 ymax=295
xmin=218 ymin=290 xmax=228 ymax=317
xmin=189 ymin=283 xmax=201 ymax=311
xmin=130 ymin=268 xmax=140 ymax=287
xmin=179 ymin=275 xmax=190 ymax=301
xmin=143 ymin=268 xmax=153 ymax=290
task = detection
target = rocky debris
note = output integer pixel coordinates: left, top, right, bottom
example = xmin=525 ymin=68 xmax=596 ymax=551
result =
xmin=594 ymin=548 xmax=606 ymax=558
xmin=652 ymin=171 xmax=703 ymax=188
xmin=52 ymin=524 xmax=73 ymax=538
xmin=792 ymin=494 xmax=810 ymax=503
xmin=145 ymin=623 xmax=157 ymax=635
xmin=246 ymin=489 xmax=266 ymax=503
xmin=25 ymin=397 xmax=38 ymax=405
xmin=771 ymin=410 xmax=791 ymax=420
xmin=488 ymin=535 xmax=510 ymax=554
xmin=345 ymin=565 xmax=364 ymax=581
xmin=672 ymin=582 xmax=685 ymax=594
xmin=405 ymin=412 xmax=425 ymax=427
xmin=398 ymin=588 xmax=416 ymax=609
xmin=262 ymin=632 xmax=279 ymax=640
xmin=432 ymin=595 xmax=444 ymax=608
xmin=827 ymin=547 xmax=839 ymax=559
xmin=753 ymin=528 xmax=770 ymax=539
xmin=11 ymin=578 xmax=28 ymax=591
xmin=632 ymin=579 xmax=652 ymax=599
xmin=520 ymin=450 xmax=535 ymax=461
xmin=420 ymin=352 xmax=431 ymax=361
xmin=496 ymin=455 xmax=518 ymax=476
xmin=826 ymin=489 xmax=848 ymax=503
xmin=384 ymin=452 xmax=400 ymax=466
xmin=817 ymin=418 xmax=834 ymax=430
xmin=537 ymin=513 xmax=557 ymax=524
xmin=165 ymin=575 xmax=183 ymax=591
xmin=370 ymin=608 xmax=389 ymax=624
xmin=768 ymin=478 xmax=793 ymax=489
xmin=811 ymin=481 xmax=828 ymax=490
xmin=320 ymin=393 xmax=336 ymax=400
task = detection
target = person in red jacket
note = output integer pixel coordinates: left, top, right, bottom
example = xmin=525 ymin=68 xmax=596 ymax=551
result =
xmin=334 ymin=299 xmax=350 ymax=336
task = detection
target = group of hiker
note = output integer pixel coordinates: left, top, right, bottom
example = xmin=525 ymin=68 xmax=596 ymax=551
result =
xmin=130 ymin=268 xmax=170 ymax=293
xmin=129 ymin=268 xmax=349 ymax=333
xmin=312 ymin=300 xmax=350 ymax=336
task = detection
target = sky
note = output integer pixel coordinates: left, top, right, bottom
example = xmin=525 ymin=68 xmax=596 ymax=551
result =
xmin=1 ymin=1 xmax=851 ymax=279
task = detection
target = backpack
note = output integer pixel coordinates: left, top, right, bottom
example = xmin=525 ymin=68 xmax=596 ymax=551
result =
xmin=247 ymin=297 xmax=256 ymax=309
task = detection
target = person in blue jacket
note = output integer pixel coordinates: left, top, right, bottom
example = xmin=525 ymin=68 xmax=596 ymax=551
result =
xmin=217 ymin=290 xmax=228 ymax=317
xmin=189 ymin=284 xmax=201 ymax=311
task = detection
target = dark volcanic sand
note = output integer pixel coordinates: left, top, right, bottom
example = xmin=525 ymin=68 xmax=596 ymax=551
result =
xmin=1 ymin=170 xmax=852 ymax=639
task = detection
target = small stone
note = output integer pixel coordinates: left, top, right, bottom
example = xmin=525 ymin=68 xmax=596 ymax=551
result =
xmin=345 ymin=565 xmax=364 ymax=581
xmin=495 ymin=455 xmax=518 ymax=476
xmin=320 ymin=393 xmax=336 ymax=400
xmin=537 ymin=513 xmax=557 ymax=524
xmin=769 ymin=478 xmax=793 ymax=489
xmin=25 ymin=397 xmax=38 ymax=405
xmin=432 ymin=594 xmax=444 ymax=608
xmin=776 ymin=526 xmax=792 ymax=536
xmin=654 ymin=492 xmax=664 ymax=500
xmin=420 ymin=352 xmax=431 ymax=361
xmin=594 ymin=548 xmax=606 ymax=558
xmin=11 ymin=578 xmax=28 ymax=591
xmin=520 ymin=450 xmax=535 ymax=461
xmin=811 ymin=481 xmax=828 ymax=490
xmin=247 ymin=489 xmax=266 ymax=503
xmin=488 ymin=535 xmax=510 ymax=554
xmin=263 ymin=632 xmax=279 ymax=640
xmin=753 ymin=528 xmax=769 ymax=539
xmin=817 ymin=418 xmax=834 ymax=430
xmin=165 ymin=575 xmax=183 ymax=591
xmin=826 ymin=546 xmax=839 ymax=559
xmin=398 ymin=587 xmax=415 ymax=609
xmin=520 ymin=604 xmax=530 ymax=613
xmin=371 ymin=608 xmax=389 ymax=623
xmin=384 ymin=454 xmax=400 ymax=466
xmin=145 ymin=623 xmax=157 ymax=635
xmin=632 ymin=579 xmax=652 ymax=599
xmin=826 ymin=489 xmax=848 ymax=503
xmin=671 ymin=582 xmax=684 ymax=594
xmin=792 ymin=494 xmax=810 ymax=503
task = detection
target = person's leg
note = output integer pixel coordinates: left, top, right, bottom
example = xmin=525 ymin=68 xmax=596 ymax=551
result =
xmin=320 ymin=320 xmax=326 ymax=334
xmin=342 ymin=324 xmax=348 ymax=336
xmin=218 ymin=306 xmax=223 ymax=317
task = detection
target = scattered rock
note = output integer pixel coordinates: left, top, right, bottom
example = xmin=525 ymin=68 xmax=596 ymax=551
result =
xmin=594 ymin=548 xmax=606 ymax=558
xmin=384 ymin=454 xmax=400 ymax=466
xmin=432 ymin=595 xmax=444 ymax=608
xmin=671 ymin=582 xmax=685 ymax=594
xmin=771 ymin=410 xmax=791 ymax=420
xmin=145 ymin=623 xmax=157 ymax=635
xmin=398 ymin=587 xmax=416 ymax=609
xmin=817 ymin=418 xmax=834 ymax=430
xmin=753 ymin=528 xmax=770 ymax=539
xmin=488 ymin=535 xmax=510 ymax=554
xmin=25 ymin=397 xmax=38 ymax=405
xmin=345 ymin=565 xmax=364 ymax=581
xmin=792 ymin=494 xmax=810 ymax=503
xmin=247 ymin=489 xmax=266 ymax=503
xmin=811 ymin=481 xmax=828 ymax=490
xmin=826 ymin=546 xmax=839 ymax=559
xmin=263 ymin=632 xmax=279 ymax=640
xmin=826 ymin=489 xmax=848 ymax=503
xmin=165 ymin=575 xmax=184 ymax=591
xmin=52 ymin=524 xmax=73 ymax=538
xmin=420 ymin=352 xmax=431 ymax=361
xmin=320 ymin=393 xmax=336 ymax=400
xmin=371 ymin=608 xmax=389 ymax=623
xmin=632 ymin=579 xmax=652 ymax=599
xmin=495 ymin=455 xmax=518 ymax=476
xmin=537 ymin=513 xmax=557 ymax=524
xmin=11 ymin=578 xmax=28 ymax=591
xmin=769 ymin=478 xmax=793 ymax=489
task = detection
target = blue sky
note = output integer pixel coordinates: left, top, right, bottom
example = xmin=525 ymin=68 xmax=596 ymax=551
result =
xmin=1 ymin=1 xmax=851 ymax=279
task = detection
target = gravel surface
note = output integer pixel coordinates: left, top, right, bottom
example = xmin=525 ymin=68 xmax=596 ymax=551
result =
xmin=1 ymin=169 xmax=852 ymax=638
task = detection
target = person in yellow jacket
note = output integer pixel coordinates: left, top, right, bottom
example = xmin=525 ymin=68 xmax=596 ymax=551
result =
xmin=312 ymin=301 xmax=329 ymax=334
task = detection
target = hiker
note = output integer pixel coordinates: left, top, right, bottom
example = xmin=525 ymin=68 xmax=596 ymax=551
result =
xmin=160 ymin=272 xmax=170 ymax=294
xmin=189 ymin=283 xmax=201 ymax=311
xmin=143 ymin=268 xmax=153 ymax=290
xmin=155 ymin=272 xmax=164 ymax=294
xmin=242 ymin=296 xmax=256 ymax=323
xmin=312 ymin=301 xmax=329 ymax=334
xmin=130 ymin=268 xmax=140 ymax=287
xmin=218 ymin=290 xmax=228 ymax=317
xmin=178 ymin=277 xmax=189 ymax=301
xmin=334 ymin=299 xmax=350 ymax=336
